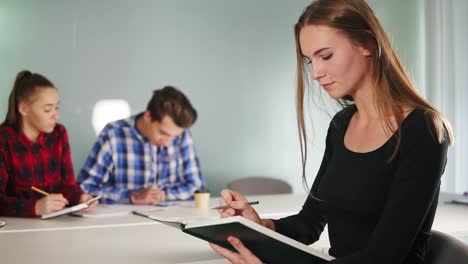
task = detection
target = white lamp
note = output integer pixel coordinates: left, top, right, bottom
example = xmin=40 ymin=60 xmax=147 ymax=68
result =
xmin=92 ymin=99 xmax=131 ymax=135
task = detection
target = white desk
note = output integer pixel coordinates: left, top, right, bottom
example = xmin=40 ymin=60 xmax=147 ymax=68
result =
xmin=0 ymin=193 xmax=467 ymax=264
xmin=0 ymin=221 xmax=225 ymax=264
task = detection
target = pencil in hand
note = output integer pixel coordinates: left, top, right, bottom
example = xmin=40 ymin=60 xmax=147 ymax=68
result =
xmin=31 ymin=186 xmax=69 ymax=204
xmin=31 ymin=186 xmax=50 ymax=196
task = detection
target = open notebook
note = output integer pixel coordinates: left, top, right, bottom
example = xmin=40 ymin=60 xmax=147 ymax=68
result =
xmin=41 ymin=195 xmax=102 ymax=219
xmin=70 ymin=201 xmax=200 ymax=218
xmin=133 ymin=209 xmax=334 ymax=264
xmin=133 ymin=206 xmax=220 ymax=226
xmin=71 ymin=204 xmax=158 ymax=218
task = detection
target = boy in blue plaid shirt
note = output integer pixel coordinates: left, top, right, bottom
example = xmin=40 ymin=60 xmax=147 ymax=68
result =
xmin=78 ymin=86 xmax=205 ymax=204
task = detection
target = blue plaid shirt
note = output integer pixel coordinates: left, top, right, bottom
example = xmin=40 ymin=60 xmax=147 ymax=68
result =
xmin=78 ymin=113 xmax=205 ymax=204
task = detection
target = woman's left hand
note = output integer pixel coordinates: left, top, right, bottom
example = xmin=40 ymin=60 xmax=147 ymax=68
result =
xmin=79 ymin=193 xmax=99 ymax=212
xmin=210 ymin=236 xmax=262 ymax=264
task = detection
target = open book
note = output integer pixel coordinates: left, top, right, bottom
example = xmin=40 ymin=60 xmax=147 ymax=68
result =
xmin=133 ymin=207 xmax=220 ymax=226
xmin=70 ymin=204 xmax=160 ymax=218
xmin=133 ymin=211 xmax=334 ymax=264
xmin=41 ymin=195 xmax=102 ymax=219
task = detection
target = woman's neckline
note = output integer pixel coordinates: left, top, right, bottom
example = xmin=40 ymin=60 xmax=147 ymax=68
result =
xmin=342 ymin=106 xmax=418 ymax=155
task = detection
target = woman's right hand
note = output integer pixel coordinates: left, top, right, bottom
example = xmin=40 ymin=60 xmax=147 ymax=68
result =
xmin=35 ymin=194 xmax=69 ymax=216
xmin=218 ymin=189 xmax=261 ymax=224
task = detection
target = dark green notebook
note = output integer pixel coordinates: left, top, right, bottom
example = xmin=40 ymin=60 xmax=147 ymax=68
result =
xmin=134 ymin=211 xmax=333 ymax=264
xmin=182 ymin=216 xmax=332 ymax=264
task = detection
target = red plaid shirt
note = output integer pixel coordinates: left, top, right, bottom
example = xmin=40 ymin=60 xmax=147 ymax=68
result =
xmin=0 ymin=124 xmax=82 ymax=217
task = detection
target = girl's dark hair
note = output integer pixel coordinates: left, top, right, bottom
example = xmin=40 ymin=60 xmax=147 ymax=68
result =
xmin=2 ymin=70 xmax=55 ymax=127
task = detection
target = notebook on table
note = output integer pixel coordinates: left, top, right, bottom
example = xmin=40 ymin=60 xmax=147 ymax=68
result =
xmin=133 ymin=210 xmax=334 ymax=264
xmin=41 ymin=195 xmax=102 ymax=219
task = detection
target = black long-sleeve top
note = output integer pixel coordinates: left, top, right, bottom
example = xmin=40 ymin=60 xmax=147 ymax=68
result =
xmin=273 ymin=105 xmax=448 ymax=264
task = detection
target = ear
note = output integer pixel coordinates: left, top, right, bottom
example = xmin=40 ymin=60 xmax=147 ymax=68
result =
xmin=360 ymin=40 xmax=378 ymax=57
xmin=143 ymin=111 xmax=152 ymax=122
xmin=363 ymin=49 xmax=372 ymax=56
xmin=18 ymin=101 xmax=28 ymax=116
xmin=360 ymin=46 xmax=373 ymax=57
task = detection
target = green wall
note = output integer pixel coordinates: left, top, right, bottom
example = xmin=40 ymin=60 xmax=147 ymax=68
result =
xmin=0 ymin=0 xmax=424 ymax=195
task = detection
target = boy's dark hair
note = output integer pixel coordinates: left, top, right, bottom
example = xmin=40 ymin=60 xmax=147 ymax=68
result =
xmin=146 ymin=86 xmax=197 ymax=128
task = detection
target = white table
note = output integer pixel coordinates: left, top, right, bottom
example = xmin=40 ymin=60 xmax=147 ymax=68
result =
xmin=0 ymin=193 xmax=467 ymax=264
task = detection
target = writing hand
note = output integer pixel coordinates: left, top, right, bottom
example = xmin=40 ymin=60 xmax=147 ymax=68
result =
xmin=218 ymin=189 xmax=261 ymax=224
xmin=35 ymin=193 xmax=68 ymax=216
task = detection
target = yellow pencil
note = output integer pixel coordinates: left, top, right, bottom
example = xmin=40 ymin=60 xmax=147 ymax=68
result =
xmin=31 ymin=186 xmax=50 ymax=196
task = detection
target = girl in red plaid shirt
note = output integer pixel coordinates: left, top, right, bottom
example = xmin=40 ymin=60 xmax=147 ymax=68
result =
xmin=0 ymin=70 xmax=97 ymax=217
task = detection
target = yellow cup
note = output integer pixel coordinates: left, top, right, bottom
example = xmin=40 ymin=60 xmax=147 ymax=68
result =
xmin=194 ymin=192 xmax=211 ymax=208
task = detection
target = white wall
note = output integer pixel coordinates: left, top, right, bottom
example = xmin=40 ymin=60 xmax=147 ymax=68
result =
xmin=452 ymin=0 xmax=468 ymax=193
xmin=423 ymin=0 xmax=468 ymax=193
xmin=0 ymin=0 xmax=424 ymax=195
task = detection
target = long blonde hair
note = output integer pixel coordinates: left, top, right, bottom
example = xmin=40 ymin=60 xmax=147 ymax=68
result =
xmin=295 ymin=0 xmax=454 ymax=188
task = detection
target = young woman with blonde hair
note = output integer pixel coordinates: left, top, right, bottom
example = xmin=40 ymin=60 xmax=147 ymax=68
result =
xmin=212 ymin=0 xmax=453 ymax=263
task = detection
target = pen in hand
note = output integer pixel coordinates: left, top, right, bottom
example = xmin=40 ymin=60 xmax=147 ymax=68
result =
xmin=211 ymin=201 xmax=259 ymax=210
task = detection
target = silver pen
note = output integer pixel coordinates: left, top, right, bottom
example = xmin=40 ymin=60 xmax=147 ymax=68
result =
xmin=211 ymin=201 xmax=259 ymax=210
